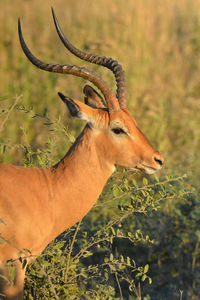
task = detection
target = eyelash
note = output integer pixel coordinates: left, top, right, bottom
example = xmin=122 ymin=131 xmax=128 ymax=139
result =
xmin=112 ymin=127 xmax=126 ymax=135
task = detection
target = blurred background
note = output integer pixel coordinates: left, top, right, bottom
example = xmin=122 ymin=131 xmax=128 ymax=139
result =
xmin=0 ymin=0 xmax=200 ymax=299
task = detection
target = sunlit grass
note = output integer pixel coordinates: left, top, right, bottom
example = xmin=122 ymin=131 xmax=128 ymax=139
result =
xmin=1 ymin=0 xmax=200 ymax=172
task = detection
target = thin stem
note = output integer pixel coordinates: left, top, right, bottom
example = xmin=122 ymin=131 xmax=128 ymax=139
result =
xmin=179 ymin=290 xmax=183 ymax=300
xmin=64 ymin=220 xmax=82 ymax=282
xmin=0 ymin=233 xmax=26 ymax=256
xmin=0 ymin=95 xmax=22 ymax=131
xmin=192 ymin=239 xmax=200 ymax=271
xmin=138 ymin=281 xmax=141 ymax=300
xmin=115 ymin=272 xmax=123 ymax=299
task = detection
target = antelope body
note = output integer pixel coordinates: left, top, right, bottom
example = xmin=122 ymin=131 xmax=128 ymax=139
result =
xmin=0 ymin=9 xmax=163 ymax=299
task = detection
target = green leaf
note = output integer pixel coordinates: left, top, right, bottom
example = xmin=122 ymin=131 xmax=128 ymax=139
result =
xmin=111 ymin=227 xmax=115 ymax=235
xmin=23 ymin=248 xmax=32 ymax=254
xmin=8 ymin=265 xmax=15 ymax=284
xmin=129 ymin=285 xmax=133 ymax=291
xmin=145 ymin=235 xmax=149 ymax=241
xmin=128 ymin=232 xmax=133 ymax=238
xmin=132 ymin=179 xmax=138 ymax=188
xmin=112 ymin=185 xmax=119 ymax=197
xmin=118 ymin=204 xmax=123 ymax=211
xmin=144 ymin=264 xmax=149 ymax=273
xmin=68 ymin=133 xmax=75 ymax=143
xmin=132 ymin=259 xmax=136 ymax=267
xmin=53 ymin=242 xmax=65 ymax=250
xmin=136 ymin=272 xmax=143 ymax=278
xmin=143 ymin=177 xmax=148 ymax=185
xmin=154 ymin=174 xmax=159 ymax=182
xmin=69 ymin=263 xmax=76 ymax=270
xmin=82 ymin=251 xmax=93 ymax=258
xmin=104 ymin=257 xmax=109 ymax=263
xmin=37 ymin=256 xmax=43 ymax=265
xmin=127 ymin=256 xmax=131 ymax=266
xmin=110 ymin=253 xmax=114 ymax=261
xmin=22 ymin=259 xmax=27 ymax=269
xmin=109 ymin=264 xmax=116 ymax=272
xmin=142 ymin=274 xmax=147 ymax=281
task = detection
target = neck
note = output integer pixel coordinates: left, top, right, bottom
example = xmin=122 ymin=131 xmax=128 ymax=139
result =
xmin=49 ymin=125 xmax=114 ymax=239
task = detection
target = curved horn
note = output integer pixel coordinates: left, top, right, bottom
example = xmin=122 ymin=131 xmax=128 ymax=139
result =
xmin=51 ymin=8 xmax=127 ymax=109
xmin=18 ymin=19 xmax=119 ymax=113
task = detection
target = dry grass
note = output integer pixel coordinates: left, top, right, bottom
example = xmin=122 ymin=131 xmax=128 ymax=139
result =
xmin=0 ymin=0 xmax=200 ymax=172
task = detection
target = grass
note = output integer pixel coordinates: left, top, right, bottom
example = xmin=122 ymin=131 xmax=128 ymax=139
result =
xmin=1 ymin=0 xmax=200 ymax=168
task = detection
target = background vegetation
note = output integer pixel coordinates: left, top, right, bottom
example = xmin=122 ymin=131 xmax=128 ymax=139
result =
xmin=0 ymin=0 xmax=200 ymax=299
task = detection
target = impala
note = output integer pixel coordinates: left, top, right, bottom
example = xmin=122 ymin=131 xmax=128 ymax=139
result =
xmin=0 ymin=8 xmax=164 ymax=300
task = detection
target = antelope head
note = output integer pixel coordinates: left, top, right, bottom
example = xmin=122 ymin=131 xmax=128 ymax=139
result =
xmin=18 ymin=8 xmax=164 ymax=175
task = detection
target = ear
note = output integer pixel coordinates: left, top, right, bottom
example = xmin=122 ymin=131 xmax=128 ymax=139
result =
xmin=58 ymin=92 xmax=80 ymax=117
xmin=83 ymin=85 xmax=106 ymax=108
xmin=58 ymin=92 xmax=104 ymax=125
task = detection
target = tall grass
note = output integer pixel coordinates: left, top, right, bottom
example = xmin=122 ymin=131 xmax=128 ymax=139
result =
xmin=1 ymin=0 xmax=200 ymax=168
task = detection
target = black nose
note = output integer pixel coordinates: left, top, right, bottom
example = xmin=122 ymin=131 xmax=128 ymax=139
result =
xmin=154 ymin=156 xmax=163 ymax=166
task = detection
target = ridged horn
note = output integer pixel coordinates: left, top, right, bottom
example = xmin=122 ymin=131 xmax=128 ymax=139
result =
xmin=18 ymin=19 xmax=119 ymax=113
xmin=51 ymin=7 xmax=127 ymax=109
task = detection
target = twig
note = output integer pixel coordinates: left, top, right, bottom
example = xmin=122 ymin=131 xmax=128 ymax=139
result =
xmin=0 ymin=95 xmax=22 ymax=131
xmin=64 ymin=220 xmax=82 ymax=282
xmin=0 ymin=233 xmax=27 ymax=255
xmin=179 ymin=290 xmax=183 ymax=300
xmin=115 ymin=272 xmax=123 ymax=299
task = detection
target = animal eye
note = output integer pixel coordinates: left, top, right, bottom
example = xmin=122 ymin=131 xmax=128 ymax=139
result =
xmin=112 ymin=127 xmax=126 ymax=135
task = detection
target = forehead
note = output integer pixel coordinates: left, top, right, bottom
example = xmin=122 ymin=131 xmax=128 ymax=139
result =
xmin=109 ymin=109 xmax=137 ymax=129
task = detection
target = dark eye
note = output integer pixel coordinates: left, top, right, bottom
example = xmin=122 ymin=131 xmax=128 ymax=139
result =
xmin=112 ymin=127 xmax=126 ymax=135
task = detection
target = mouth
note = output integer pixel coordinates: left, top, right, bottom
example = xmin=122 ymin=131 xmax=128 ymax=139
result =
xmin=143 ymin=166 xmax=157 ymax=174
xmin=130 ymin=164 xmax=161 ymax=175
xmin=142 ymin=163 xmax=162 ymax=174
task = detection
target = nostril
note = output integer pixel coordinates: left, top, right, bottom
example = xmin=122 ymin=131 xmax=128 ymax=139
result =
xmin=154 ymin=157 xmax=163 ymax=166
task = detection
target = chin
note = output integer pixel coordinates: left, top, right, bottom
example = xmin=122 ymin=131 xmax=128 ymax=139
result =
xmin=144 ymin=167 xmax=157 ymax=175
